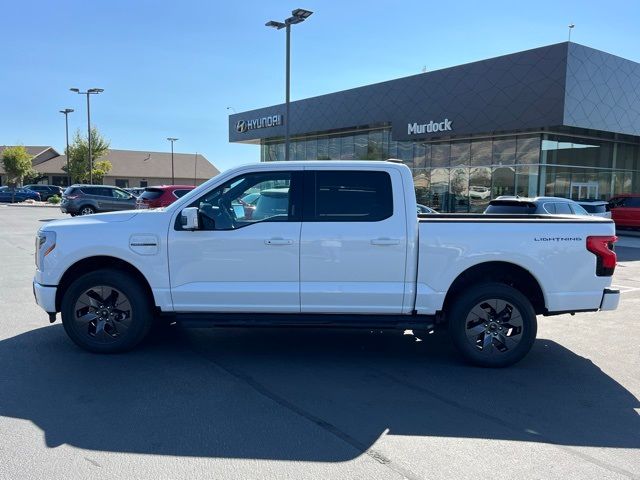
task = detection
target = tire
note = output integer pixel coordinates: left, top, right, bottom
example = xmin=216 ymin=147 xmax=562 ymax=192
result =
xmin=79 ymin=205 xmax=95 ymax=215
xmin=448 ymin=282 xmax=537 ymax=368
xmin=61 ymin=269 xmax=154 ymax=353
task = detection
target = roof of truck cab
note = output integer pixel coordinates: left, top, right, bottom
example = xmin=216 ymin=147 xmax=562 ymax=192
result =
xmin=235 ymin=160 xmax=409 ymax=169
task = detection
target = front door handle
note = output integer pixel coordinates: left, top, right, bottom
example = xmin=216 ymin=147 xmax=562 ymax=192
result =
xmin=265 ymin=238 xmax=294 ymax=246
xmin=371 ymin=238 xmax=401 ymax=246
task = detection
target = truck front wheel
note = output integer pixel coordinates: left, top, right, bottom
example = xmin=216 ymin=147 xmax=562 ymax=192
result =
xmin=61 ymin=269 xmax=154 ymax=353
xmin=448 ymin=282 xmax=537 ymax=367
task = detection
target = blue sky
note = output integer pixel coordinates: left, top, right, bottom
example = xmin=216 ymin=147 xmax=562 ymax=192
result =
xmin=2 ymin=0 xmax=639 ymax=172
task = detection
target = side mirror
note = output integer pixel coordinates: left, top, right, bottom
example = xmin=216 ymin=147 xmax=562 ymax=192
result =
xmin=181 ymin=207 xmax=200 ymax=230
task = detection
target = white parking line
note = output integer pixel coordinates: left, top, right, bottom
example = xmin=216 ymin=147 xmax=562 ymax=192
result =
xmin=611 ymin=284 xmax=640 ymax=293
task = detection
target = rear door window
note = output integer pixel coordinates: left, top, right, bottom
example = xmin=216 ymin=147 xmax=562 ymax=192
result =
xmin=306 ymin=171 xmax=393 ymax=222
xmin=173 ymin=189 xmax=192 ymax=198
xmin=554 ymin=203 xmax=572 ymax=215
xmin=80 ymin=187 xmax=100 ymax=196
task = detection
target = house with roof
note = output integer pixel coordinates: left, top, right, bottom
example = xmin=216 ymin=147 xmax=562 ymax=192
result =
xmin=0 ymin=146 xmax=220 ymax=188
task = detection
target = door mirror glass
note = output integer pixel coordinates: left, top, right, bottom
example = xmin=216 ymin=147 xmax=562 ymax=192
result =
xmin=181 ymin=207 xmax=200 ymax=230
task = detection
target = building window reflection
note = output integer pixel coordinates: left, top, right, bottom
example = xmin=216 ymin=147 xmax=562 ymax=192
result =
xmin=260 ymin=131 xmax=638 ymax=211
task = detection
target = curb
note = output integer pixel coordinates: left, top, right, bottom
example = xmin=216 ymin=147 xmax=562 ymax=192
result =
xmin=0 ymin=203 xmax=61 ymax=208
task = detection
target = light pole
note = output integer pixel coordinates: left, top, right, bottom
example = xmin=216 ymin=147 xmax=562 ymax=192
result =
xmin=194 ymin=152 xmax=198 ymax=186
xmin=59 ymin=108 xmax=74 ymax=186
xmin=266 ymin=8 xmax=313 ymax=161
xmin=167 ymin=137 xmax=178 ymax=184
xmin=568 ymin=24 xmax=575 ymax=41
xmin=70 ymin=88 xmax=104 ymax=184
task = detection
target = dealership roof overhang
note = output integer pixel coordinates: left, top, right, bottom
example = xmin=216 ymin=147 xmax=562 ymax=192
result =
xmin=229 ymin=42 xmax=640 ymax=145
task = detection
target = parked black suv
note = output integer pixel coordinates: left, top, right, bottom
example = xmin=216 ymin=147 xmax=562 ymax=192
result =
xmin=24 ymin=184 xmax=64 ymax=201
xmin=61 ymin=185 xmax=136 ymax=216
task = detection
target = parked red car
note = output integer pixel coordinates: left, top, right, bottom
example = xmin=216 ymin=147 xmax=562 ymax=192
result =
xmin=136 ymin=185 xmax=195 ymax=209
xmin=609 ymin=194 xmax=640 ymax=228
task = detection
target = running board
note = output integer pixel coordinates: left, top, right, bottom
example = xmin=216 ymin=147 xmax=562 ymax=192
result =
xmin=166 ymin=312 xmax=436 ymax=330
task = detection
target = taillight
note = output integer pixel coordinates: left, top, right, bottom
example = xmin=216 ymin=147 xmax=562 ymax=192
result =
xmin=65 ymin=195 xmax=79 ymax=200
xmin=586 ymin=235 xmax=618 ymax=276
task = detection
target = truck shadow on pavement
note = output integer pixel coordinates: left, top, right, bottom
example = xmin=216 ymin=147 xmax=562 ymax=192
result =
xmin=0 ymin=324 xmax=638 ymax=460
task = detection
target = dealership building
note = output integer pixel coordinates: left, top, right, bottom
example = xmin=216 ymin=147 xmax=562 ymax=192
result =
xmin=229 ymin=42 xmax=640 ymax=212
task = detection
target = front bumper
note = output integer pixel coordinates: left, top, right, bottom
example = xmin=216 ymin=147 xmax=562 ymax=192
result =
xmin=33 ymin=281 xmax=57 ymax=313
xmin=600 ymin=288 xmax=620 ymax=311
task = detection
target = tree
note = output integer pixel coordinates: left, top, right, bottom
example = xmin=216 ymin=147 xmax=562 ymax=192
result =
xmin=357 ymin=141 xmax=385 ymax=160
xmin=63 ymin=127 xmax=111 ymax=184
xmin=1 ymin=146 xmax=36 ymax=201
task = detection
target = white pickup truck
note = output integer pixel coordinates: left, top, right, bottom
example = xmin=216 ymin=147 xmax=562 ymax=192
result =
xmin=33 ymin=161 xmax=620 ymax=367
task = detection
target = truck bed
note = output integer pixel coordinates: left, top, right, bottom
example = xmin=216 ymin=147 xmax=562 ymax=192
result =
xmin=414 ymin=214 xmax=616 ymax=315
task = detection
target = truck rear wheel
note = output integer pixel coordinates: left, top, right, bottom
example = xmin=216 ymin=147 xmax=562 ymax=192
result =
xmin=448 ymin=282 xmax=537 ymax=367
xmin=61 ymin=269 xmax=153 ymax=353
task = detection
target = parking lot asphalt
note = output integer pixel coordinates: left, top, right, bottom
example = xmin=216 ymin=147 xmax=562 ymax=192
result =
xmin=1 ymin=205 xmax=639 ymax=480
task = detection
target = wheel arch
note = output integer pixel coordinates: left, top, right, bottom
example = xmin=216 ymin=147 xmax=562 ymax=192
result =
xmin=442 ymin=261 xmax=546 ymax=316
xmin=55 ymin=256 xmax=156 ymax=312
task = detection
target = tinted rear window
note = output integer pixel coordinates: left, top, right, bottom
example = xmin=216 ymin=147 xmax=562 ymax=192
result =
xmin=80 ymin=187 xmax=111 ymax=197
xmin=311 ymin=171 xmax=393 ymax=222
xmin=140 ymin=188 xmax=164 ymax=200
xmin=485 ymin=202 xmax=536 ymax=214
xmin=63 ymin=187 xmax=77 ymax=196
xmin=580 ymin=203 xmax=606 ymax=214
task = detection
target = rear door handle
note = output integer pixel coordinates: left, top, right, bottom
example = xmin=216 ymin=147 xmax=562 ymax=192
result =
xmin=371 ymin=238 xmax=401 ymax=246
xmin=265 ymin=238 xmax=294 ymax=246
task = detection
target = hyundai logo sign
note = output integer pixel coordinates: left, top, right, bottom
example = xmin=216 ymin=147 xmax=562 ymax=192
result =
xmin=235 ymin=120 xmax=247 ymax=133
xmin=235 ymin=115 xmax=283 ymax=133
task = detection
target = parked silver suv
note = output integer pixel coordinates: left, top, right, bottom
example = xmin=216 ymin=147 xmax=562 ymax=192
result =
xmin=484 ymin=196 xmax=590 ymax=215
xmin=61 ymin=185 xmax=136 ymax=216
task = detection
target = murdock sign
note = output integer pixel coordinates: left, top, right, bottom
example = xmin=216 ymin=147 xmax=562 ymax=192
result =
xmin=407 ymin=118 xmax=452 ymax=135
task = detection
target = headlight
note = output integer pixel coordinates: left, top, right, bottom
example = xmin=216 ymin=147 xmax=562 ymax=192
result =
xmin=35 ymin=230 xmax=56 ymax=270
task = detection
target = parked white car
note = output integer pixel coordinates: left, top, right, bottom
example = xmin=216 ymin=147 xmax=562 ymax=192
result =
xmin=33 ymin=161 xmax=620 ymax=367
xmin=467 ymin=186 xmax=491 ymax=199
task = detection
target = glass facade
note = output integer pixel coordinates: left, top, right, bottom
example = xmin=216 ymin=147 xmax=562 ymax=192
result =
xmin=261 ymin=129 xmax=640 ymax=212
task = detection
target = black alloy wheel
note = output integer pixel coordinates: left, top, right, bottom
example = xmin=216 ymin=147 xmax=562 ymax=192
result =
xmin=448 ymin=282 xmax=537 ymax=367
xmin=61 ymin=269 xmax=154 ymax=353
xmin=79 ymin=206 xmax=95 ymax=215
